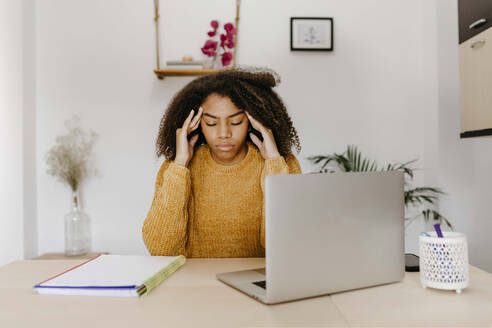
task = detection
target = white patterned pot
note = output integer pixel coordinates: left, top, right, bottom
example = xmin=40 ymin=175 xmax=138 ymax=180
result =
xmin=419 ymin=231 xmax=469 ymax=294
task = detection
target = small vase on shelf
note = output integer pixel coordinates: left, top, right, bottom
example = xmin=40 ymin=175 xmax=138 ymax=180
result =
xmin=64 ymin=189 xmax=91 ymax=256
xmin=202 ymin=54 xmax=222 ymax=70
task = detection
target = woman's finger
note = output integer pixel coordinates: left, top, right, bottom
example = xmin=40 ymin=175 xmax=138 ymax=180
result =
xmin=189 ymin=108 xmax=202 ymax=132
xmin=188 ymin=107 xmax=203 ymax=131
xmin=182 ymin=109 xmax=195 ymax=130
xmin=249 ymin=132 xmax=263 ymax=149
xmin=246 ymin=112 xmax=266 ymax=134
xmin=189 ymin=117 xmax=201 ymax=132
xmin=189 ymin=133 xmax=199 ymax=148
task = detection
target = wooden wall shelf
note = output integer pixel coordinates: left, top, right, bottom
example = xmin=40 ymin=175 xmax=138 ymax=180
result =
xmin=153 ymin=1 xmax=241 ymax=80
xmin=154 ymin=69 xmax=219 ymax=80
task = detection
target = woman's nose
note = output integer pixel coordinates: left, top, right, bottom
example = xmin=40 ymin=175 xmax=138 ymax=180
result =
xmin=218 ymin=123 xmax=232 ymax=139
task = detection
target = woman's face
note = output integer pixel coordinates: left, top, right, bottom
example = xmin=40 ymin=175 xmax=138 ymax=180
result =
xmin=200 ymin=93 xmax=249 ymax=165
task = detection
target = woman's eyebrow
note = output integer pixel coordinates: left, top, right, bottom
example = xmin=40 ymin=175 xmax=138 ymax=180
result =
xmin=203 ymin=111 xmax=244 ymax=119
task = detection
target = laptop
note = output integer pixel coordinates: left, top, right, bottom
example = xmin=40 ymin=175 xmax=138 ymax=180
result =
xmin=217 ymin=171 xmax=405 ymax=304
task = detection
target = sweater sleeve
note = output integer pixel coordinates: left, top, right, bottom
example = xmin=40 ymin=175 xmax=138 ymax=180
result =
xmin=142 ymin=159 xmax=192 ymax=256
xmin=260 ymin=154 xmax=302 ymax=249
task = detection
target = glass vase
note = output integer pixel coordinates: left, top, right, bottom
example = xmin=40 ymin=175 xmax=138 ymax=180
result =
xmin=202 ymin=54 xmax=222 ymax=69
xmin=212 ymin=55 xmax=223 ymax=69
xmin=64 ymin=189 xmax=90 ymax=256
xmin=202 ymin=56 xmax=214 ymax=69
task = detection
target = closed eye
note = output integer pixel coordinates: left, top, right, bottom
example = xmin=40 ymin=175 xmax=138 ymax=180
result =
xmin=205 ymin=120 xmax=243 ymax=127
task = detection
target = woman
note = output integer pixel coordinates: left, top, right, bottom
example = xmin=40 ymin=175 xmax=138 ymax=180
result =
xmin=142 ymin=68 xmax=301 ymax=257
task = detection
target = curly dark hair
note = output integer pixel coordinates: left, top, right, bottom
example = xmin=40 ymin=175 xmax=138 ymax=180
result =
xmin=156 ymin=67 xmax=301 ymax=160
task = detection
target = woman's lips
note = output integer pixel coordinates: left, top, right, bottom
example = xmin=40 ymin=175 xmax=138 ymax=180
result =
xmin=216 ymin=144 xmax=234 ymax=151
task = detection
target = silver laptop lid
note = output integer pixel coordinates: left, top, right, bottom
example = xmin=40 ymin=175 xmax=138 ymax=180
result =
xmin=264 ymin=171 xmax=405 ymax=303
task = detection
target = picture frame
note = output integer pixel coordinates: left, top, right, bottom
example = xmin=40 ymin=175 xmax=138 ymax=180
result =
xmin=290 ymin=17 xmax=333 ymax=51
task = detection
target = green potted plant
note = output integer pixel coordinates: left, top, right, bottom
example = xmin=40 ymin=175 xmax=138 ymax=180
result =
xmin=307 ymin=145 xmax=453 ymax=229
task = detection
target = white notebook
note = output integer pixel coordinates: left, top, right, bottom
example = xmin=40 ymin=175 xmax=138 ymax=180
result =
xmin=33 ymin=254 xmax=186 ymax=297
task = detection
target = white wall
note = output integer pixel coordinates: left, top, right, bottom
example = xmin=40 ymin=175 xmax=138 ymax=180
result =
xmin=0 ymin=0 xmax=25 ymax=266
xmin=435 ymin=0 xmax=492 ymax=273
xmin=34 ymin=0 xmax=438 ymax=257
xmin=23 ymin=0 xmax=38 ymax=262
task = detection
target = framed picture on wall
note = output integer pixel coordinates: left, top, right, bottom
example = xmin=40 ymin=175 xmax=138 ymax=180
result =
xmin=290 ymin=17 xmax=333 ymax=51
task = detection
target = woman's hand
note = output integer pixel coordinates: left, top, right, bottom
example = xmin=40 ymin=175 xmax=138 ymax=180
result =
xmin=246 ymin=112 xmax=281 ymax=160
xmin=174 ymin=107 xmax=203 ymax=167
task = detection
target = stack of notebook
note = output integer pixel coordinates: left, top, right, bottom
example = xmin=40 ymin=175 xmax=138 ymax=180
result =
xmin=33 ymin=254 xmax=186 ymax=297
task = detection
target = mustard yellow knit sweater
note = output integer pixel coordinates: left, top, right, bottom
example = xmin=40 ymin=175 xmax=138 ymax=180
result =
xmin=142 ymin=141 xmax=301 ymax=258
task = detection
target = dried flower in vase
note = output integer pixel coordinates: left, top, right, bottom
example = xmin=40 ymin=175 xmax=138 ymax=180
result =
xmin=45 ymin=115 xmax=97 ymax=192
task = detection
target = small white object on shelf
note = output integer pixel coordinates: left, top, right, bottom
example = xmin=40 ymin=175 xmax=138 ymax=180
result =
xmin=419 ymin=231 xmax=469 ymax=294
xmin=166 ymin=60 xmax=203 ymax=67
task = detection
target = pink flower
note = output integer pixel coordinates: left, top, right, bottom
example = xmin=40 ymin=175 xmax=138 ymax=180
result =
xmin=219 ymin=33 xmax=234 ymax=49
xmin=221 ymin=52 xmax=233 ymax=66
xmin=201 ymin=40 xmax=218 ymax=57
xmin=208 ymin=20 xmax=219 ymax=37
xmin=202 ymin=21 xmax=235 ymax=65
xmin=225 ymin=38 xmax=234 ymax=48
xmin=219 ymin=34 xmax=226 ymax=47
xmin=224 ymin=23 xmax=235 ymax=34
xmin=228 ymin=27 xmax=236 ymax=36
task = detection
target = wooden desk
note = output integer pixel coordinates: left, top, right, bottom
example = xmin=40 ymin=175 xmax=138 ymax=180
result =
xmin=0 ymin=258 xmax=491 ymax=327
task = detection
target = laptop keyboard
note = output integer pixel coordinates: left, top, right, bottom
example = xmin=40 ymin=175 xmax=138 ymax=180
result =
xmin=253 ymin=280 xmax=266 ymax=289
